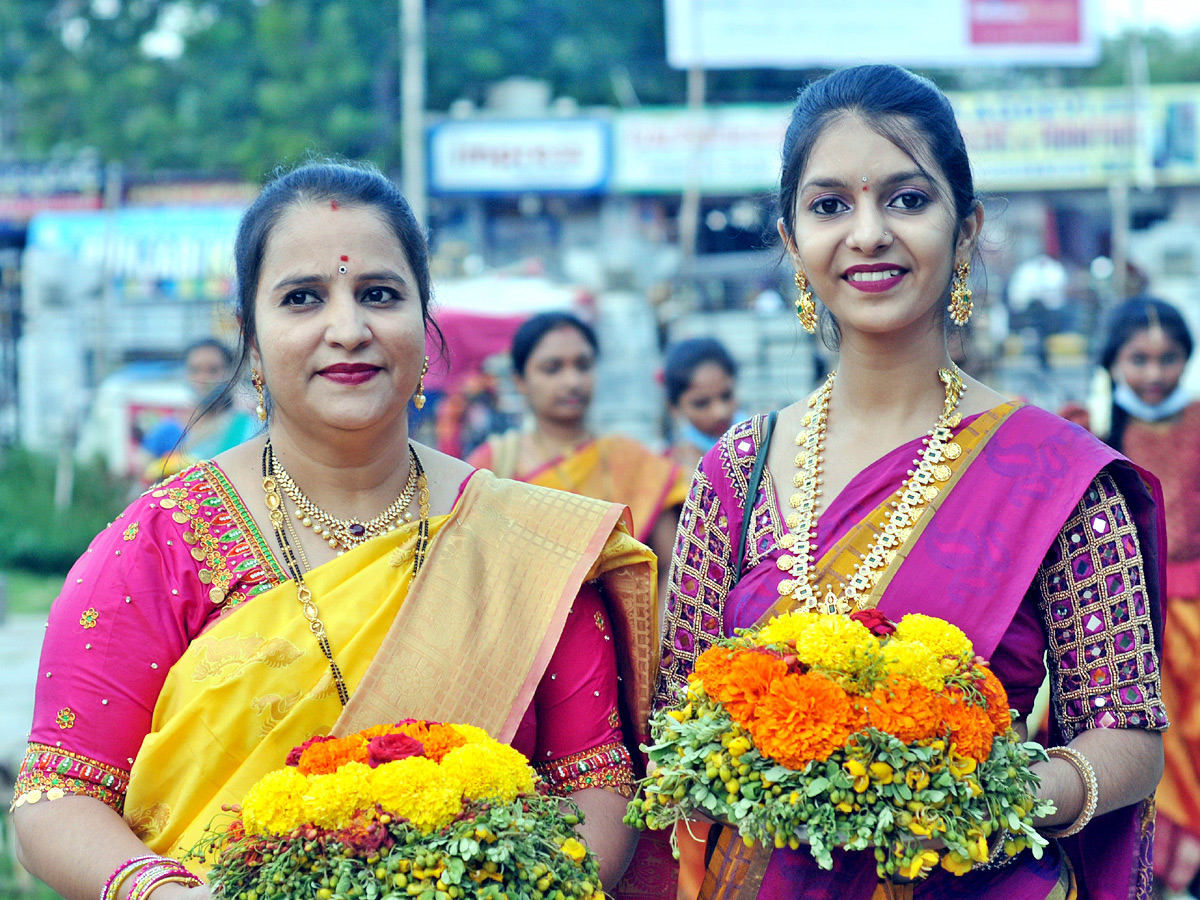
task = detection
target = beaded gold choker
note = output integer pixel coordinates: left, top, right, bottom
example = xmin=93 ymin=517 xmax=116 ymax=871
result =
xmin=776 ymin=366 xmax=965 ymax=615
xmin=272 ymin=446 xmax=419 ymax=553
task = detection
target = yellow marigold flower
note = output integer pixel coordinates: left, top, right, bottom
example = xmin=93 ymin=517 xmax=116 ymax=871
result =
xmin=766 ymin=614 xmax=878 ymax=675
xmin=880 ymin=640 xmax=945 ymax=690
xmin=303 ymin=762 xmax=375 ymax=830
xmin=242 ymin=767 xmax=310 ymax=836
xmin=440 ymin=742 xmax=536 ymax=804
xmin=371 ymin=756 xmax=462 ymax=833
xmin=559 ymin=838 xmax=588 ymax=863
xmin=757 ymin=610 xmax=825 ymax=645
xmin=450 ymin=724 xmax=493 ymax=745
xmin=893 ymin=614 xmax=973 ymax=663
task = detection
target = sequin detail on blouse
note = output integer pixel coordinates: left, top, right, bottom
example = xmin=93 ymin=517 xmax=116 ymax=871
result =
xmin=1039 ymin=470 xmax=1169 ymax=735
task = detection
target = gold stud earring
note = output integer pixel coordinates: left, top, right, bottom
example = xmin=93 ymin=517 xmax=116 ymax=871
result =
xmin=252 ymin=369 xmax=267 ymax=423
xmin=413 ymin=356 xmax=429 ymax=410
xmin=949 ymin=260 xmax=973 ymax=326
xmin=794 ymin=271 xmax=816 ymax=334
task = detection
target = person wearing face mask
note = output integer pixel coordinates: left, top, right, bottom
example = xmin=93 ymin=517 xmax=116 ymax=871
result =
xmin=1096 ymin=298 xmax=1198 ymax=899
xmin=663 ymin=338 xmax=741 ymax=476
xmin=138 ymin=338 xmax=260 ymax=482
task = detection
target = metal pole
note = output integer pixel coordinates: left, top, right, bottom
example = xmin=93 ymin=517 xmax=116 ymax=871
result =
xmin=678 ymin=66 xmax=705 ymax=267
xmin=400 ymin=0 xmax=427 ymax=228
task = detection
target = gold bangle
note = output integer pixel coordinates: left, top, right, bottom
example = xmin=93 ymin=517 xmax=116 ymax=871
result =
xmin=1041 ymin=746 xmax=1098 ymax=839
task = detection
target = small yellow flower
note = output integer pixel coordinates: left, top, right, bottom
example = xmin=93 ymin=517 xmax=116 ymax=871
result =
xmin=559 ymin=838 xmax=588 ymax=863
xmin=897 ymin=849 xmax=940 ymax=880
xmin=905 ymin=768 xmax=930 ymax=791
xmin=869 ymin=762 xmax=894 ymax=785
xmin=940 ymin=850 xmax=974 ymax=875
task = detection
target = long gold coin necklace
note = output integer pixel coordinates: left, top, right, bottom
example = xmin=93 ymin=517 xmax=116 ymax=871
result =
xmin=776 ymin=366 xmax=965 ymax=615
xmin=261 ymin=439 xmax=430 ymax=706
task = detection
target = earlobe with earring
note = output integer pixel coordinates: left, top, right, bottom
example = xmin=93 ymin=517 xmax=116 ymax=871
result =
xmin=794 ymin=271 xmax=817 ymax=334
xmin=948 ymin=260 xmax=973 ymax=326
xmin=413 ymin=356 xmax=429 ymax=410
xmin=252 ymin=369 xmax=267 ymax=423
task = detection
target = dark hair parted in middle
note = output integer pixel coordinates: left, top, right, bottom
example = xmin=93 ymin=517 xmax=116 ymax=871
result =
xmin=510 ymin=312 xmax=599 ymax=377
xmin=778 ymin=64 xmax=978 ymax=240
xmin=663 ymin=338 xmax=738 ymax=406
xmin=234 ymin=160 xmax=439 ymax=355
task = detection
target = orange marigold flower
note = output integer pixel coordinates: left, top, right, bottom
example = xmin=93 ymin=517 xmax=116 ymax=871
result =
xmin=860 ymin=677 xmax=944 ymax=744
xmin=710 ymin=650 xmax=788 ymax=727
xmin=942 ymin=692 xmax=997 ymax=763
xmin=747 ymin=672 xmax=864 ymax=768
xmin=977 ymin=667 xmax=1013 ymax=733
xmin=694 ymin=647 xmax=738 ymax=700
xmin=297 ymin=735 xmax=370 ymax=775
xmin=418 ymin=723 xmax=469 ymax=763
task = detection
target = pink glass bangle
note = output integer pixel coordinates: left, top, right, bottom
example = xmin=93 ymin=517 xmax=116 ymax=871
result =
xmin=100 ymin=856 xmax=161 ymax=900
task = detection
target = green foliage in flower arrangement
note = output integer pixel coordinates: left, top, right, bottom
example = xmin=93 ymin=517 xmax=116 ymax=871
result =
xmin=190 ymin=795 xmax=601 ymax=900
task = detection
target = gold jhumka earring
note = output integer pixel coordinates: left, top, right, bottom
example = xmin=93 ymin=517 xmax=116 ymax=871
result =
xmin=948 ymin=260 xmax=973 ymax=326
xmin=413 ymin=356 xmax=429 ymax=410
xmin=794 ymin=271 xmax=816 ymax=334
xmin=252 ymin=369 xmax=267 ymax=422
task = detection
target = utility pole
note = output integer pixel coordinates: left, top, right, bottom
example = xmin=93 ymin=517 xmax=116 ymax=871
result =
xmin=400 ymin=0 xmax=427 ymax=228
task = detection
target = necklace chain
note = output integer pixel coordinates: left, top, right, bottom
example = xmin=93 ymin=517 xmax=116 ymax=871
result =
xmin=261 ymin=439 xmax=431 ymax=707
xmin=777 ymin=366 xmax=965 ymax=615
xmin=272 ymin=447 xmax=420 ymax=553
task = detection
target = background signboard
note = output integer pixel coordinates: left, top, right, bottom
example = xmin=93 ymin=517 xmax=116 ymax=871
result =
xmin=664 ymin=0 xmax=1098 ymax=69
xmin=612 ymin=106 xmax=787 ymax=193
xmin=428 ymin=119 xmax=610 ymax=194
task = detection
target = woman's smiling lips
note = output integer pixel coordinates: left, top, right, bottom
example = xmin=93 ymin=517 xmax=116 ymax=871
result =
xmin=318 ymin=362 xmax=382 ymax=385
xmin=844 ymin=263 xmax=907 ymax=294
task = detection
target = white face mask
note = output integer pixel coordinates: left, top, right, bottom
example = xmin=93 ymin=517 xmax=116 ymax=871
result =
xmin=1112 ymin=380 xmax=1192 ymax=422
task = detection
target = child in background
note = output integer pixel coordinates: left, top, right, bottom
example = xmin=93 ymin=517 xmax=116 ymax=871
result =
xmin=663 ymin=338 xmax=739 ymax=475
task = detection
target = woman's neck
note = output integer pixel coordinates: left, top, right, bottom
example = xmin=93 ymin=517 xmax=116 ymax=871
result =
xmin=531 ymin=417 xmax=590 ymax=454
xmin=265 ymin=417 xmax=413 ymax=520
xmin=830 ymin=328 xmax=954 ymax=426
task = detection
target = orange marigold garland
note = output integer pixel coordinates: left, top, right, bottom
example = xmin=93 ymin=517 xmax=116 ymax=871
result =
xmin=626 ymin=610 xmax=1055 ymax=883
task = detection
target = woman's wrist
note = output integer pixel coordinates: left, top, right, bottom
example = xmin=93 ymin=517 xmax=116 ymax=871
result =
xmin=1037 ymin=747 xmax=1098 ymax=838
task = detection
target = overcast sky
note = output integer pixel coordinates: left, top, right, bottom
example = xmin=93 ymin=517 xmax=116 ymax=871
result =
xmin=1100 ymin=0 xmax=1200 ymax=35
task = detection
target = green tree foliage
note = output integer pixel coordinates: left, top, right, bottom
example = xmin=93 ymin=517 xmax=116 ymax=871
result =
xmin=0 ymin=3 xmax=1197 ymax=179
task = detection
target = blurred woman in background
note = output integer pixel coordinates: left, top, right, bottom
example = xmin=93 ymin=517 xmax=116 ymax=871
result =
xmin=663 ymin=337 xmax=740 ymax=475
xmin=469 ymin=311 xmax=688 ymax=587
xmin=1091 ymin=297 xmax=1198 ymax=899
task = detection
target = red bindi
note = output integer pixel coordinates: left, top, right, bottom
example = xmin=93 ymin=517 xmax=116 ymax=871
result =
xmin=340 ymin=255 xmax=349 ymax=262
xmin=330 ymin=200 xmax=340 ymax=211
xmin=862 ymin=185 xmax=869 ymax=192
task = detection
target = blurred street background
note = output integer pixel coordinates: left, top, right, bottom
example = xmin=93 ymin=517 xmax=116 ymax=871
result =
xmin=2 ymin=1 xmax=1200 ymax=895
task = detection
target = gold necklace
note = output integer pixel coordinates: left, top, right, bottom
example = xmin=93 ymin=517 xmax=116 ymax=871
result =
xmin=261 ymin=440 xmax=431 ymax=707
xmin=272 ymin=446 xmax=420 ymax=553
xmin=776 ymin=366 xmax=965 ymax=615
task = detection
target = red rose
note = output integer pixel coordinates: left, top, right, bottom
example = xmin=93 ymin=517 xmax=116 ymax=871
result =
xmin=848 ymin=608 xmax=896 ymax=637
xmin=286 ymin=735 xmax=333 ymax=767
xmin=368 ymin=733 xmax=425 ymax=767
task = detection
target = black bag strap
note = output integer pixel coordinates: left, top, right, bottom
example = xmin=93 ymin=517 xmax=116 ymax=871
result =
xmin=734 ymin=410 xmax=778 ymax=580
